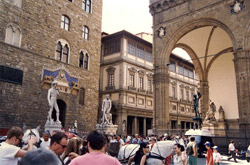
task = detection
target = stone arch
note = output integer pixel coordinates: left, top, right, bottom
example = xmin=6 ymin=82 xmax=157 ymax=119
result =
xmin=174 ymin=43 xmax=204 ymax=81
xmin=244 ymin=21 xmax=250 ymax=50
xmin=160 ymin=18 xmax=236 ymax=66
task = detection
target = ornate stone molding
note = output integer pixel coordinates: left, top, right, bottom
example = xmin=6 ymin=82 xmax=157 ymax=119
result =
xmin=106 ymin=66 xmax=116 ymax=73
xmin=149 ymin=0 xmax=188 ymax=15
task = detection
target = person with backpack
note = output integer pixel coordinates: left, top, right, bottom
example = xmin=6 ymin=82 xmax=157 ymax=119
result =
xmin=186 ymin=136 xmax=197 ymax=165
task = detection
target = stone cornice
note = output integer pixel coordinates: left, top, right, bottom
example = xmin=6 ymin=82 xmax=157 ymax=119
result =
xmin=149 ymin=0 xmax=188 ymax=15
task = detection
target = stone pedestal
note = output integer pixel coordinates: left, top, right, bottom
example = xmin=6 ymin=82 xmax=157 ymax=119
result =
xmin=202 ymin=122 xmax=226 ymax=137
xmin=45 ymin=121 xmax=62 ymax=135
xmin=96 ymin=124 xmax=118 ymax=135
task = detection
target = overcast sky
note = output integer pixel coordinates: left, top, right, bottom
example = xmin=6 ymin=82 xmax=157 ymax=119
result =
xmin=102 ymin=0 xmax=153 ymax=34
xmin=101 ymin=0 xmax=191 ymax=60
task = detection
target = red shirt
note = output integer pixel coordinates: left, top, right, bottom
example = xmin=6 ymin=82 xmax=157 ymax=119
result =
xmin=206 ymin=148 xmax=213 ymax=165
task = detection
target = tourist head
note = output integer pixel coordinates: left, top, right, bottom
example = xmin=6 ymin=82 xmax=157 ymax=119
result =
xmin=173 ymin=143 xmax=184 ymax=154
xmin=7 ymin=126 xmax=23 ymax=146
xmin=50 ymin=132 xmax=68 ymax=156
xmin=231 ymin=140 xmax=234 ymax=144
xmin=138 ymin=142 xmax=149 ymax=153
xmin=190 ymin=136 xmax=195 ymax=142
xmin=62 ymin=137 xmax=82 ymax=160
xmin=20 ymin=148 xmax=60 ymax=165
xmin=204 ymin=141 xmax=211 ymax=149
xmin=87 ymin=131 xmax=106 ymax=151
xmin=212 ymin=146 xmax=219 ymax=152
xmin=42 ymin=131 xmax=50 ymax=141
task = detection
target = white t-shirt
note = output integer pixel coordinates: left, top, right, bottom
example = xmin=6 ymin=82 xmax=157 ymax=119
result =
xmin=110 ymin=139 xmax=117 ymax=143
xmin=0 ymin=142 xmax=20 ymax=165
xmin=229 ymin=143 xmax=235 ymax=151
xmin=173 ymin=154 xmax=183 ymax=165
xmin=40 ymin=138 xmax=51 ymax=149
xmin=118 ymin=139 xmax=124 ymax=148
xmin=213 ymin=152 xmax=221 ymax=163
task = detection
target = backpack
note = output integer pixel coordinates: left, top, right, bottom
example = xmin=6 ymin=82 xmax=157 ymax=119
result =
xmin=186 ymin=143 xmax=194 ymax=155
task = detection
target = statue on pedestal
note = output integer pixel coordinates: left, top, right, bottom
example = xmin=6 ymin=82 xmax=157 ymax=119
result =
xmin=203 ymin=100 xmax=217 ymax=125
xmin=101 ymin=94 xmax=112 ymax=125
xmin=193 ymin=91 xmax=202 ymax=118
xmin=47 ymin=81 xmax=60 ymax=123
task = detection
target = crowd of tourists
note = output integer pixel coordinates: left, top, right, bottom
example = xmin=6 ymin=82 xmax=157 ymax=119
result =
xmin=0 ymin=126 xmax=248 ymax=165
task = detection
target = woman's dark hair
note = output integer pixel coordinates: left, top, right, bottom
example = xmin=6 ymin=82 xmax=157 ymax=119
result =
xmin=174 ymin=143 xmax=185 ymax=152
xmin=87 ymin=131 xmax=107 ymax=150
xmin=134 ymin=142 xmax=147 ymax=164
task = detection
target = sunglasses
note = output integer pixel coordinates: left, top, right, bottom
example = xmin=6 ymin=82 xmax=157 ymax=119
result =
xmin=57 ymin=143 xmax=67 ymax=149
xmin=145 ymin=146 xmax=149 ymax=148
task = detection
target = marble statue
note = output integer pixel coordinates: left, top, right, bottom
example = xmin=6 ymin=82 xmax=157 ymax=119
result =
xmin=203 ymin=100 xmax=217 ymax=125
xmin=101 ymin=94 xmax=112 ymax=125
xmin=47 ymin=81 xmax=60 ymax=123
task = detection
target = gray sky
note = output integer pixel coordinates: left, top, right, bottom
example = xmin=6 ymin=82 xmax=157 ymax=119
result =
xmin=102 ymin=0 xmax=152 ymax=34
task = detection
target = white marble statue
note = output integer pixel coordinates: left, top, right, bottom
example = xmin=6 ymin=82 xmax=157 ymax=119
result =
xmin=47 ymin=81 xmax=60 ymax=123
xmin=101 ymin=94 xmax=112 ymax=125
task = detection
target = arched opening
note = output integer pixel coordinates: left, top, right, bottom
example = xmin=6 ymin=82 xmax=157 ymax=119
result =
xmin=52 ymin=99 xmax=66 ymax=128
xmin=169 ymin=25 xmax=238 ymax=122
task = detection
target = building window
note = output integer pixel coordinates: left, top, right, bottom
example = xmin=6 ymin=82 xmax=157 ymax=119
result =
xmin=172 ymin=105 xmax=177 ymax=111
xmin=145 ymin=50 xmax=152 ymax=62
xmin=82 ymin=26 xmax=89 ymax=40
xmin=79 ymin=52 xmax=84 ymax=68
xmin=186 ymin=91 xmax=189 ymax=101
xmin=82 ymin=0 xmax=91 ymax=13
xmin=137 ymin=45 xmax=144 ymax=59
xmin=84 ymin=53 xmax=89 ymax=70
xmin=128 ymin=41 xmax=136 ymax=56
xmin=79 ymin=51 xmax=89 ymax=70
xmin=79 ymin=88 xmax=85 ymax=105
xmin=139 ymin=77 xmax=144 ymax=89
xmin=178 ymin=65 xmax=184 ymax=75
xmin=104 ymin=39 xmax=121 ymax=56
xmin=180 ymin=89 xmax=184 ymax=100
xmin=108 ymin=73 xmax=114 ymax=87
xmin=172 ymin=86 xmax=176 ymax=98
xmin=169 ymin=61 xmax=176 ymax=72
xmin=5 ymin=24 xmax=22 ymax=47
xmin=62 ymin=44 xmax=69 ymax=63
xmin=148 ymin=80 xmax=152 ymax=92
xmin=129 ymin=74 xmax=135 ymax=87
xmin=55 ymin=40 xmax=70 ymax=64
xmin=56 ymin=42 xmax=62 ymax=61
xmin=181 ymin=106 xmax=185 ymax=112
xmin=61 ymin=15 xmax=70 ymax=31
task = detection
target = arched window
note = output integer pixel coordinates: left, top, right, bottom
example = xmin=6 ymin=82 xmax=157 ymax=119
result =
xmin=84 ymin=53 xmax=89 ymax=70
xmin=62 ymin=44 xmax=69 ymax=63
xmin=55 ymin=40 xmax=70 ymax=64
xmin=56 ymin=42 xmax=62 ymax=61
xmin=61 ymin=15 xmax=70 ymax=31
xmin=82 ymin=26 xmax=89 ymax=40
xmin=5 ymin=24 xmax=22 ymax=47
xmin=82 ymin=0 xmax=91 ymax=13
xmin=79 ymin=51 xmax=84 ymax=68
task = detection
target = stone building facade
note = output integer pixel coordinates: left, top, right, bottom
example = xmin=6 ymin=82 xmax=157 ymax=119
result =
xmin=100 ymin=31 xmax=154 ymax=136
xmin=149 ymin=0 xmax=250 ymax=134
xmin=0 ymin=0 xmax=102 ymax=134
xmin=100 ymin=30 xmax=199 ymax=136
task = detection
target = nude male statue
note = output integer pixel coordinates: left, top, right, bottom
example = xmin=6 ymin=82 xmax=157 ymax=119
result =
xmin=47 ymin=81 xmax=60 ymax=123
xmin=101 ymin=94 xmax=112 ymax=124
